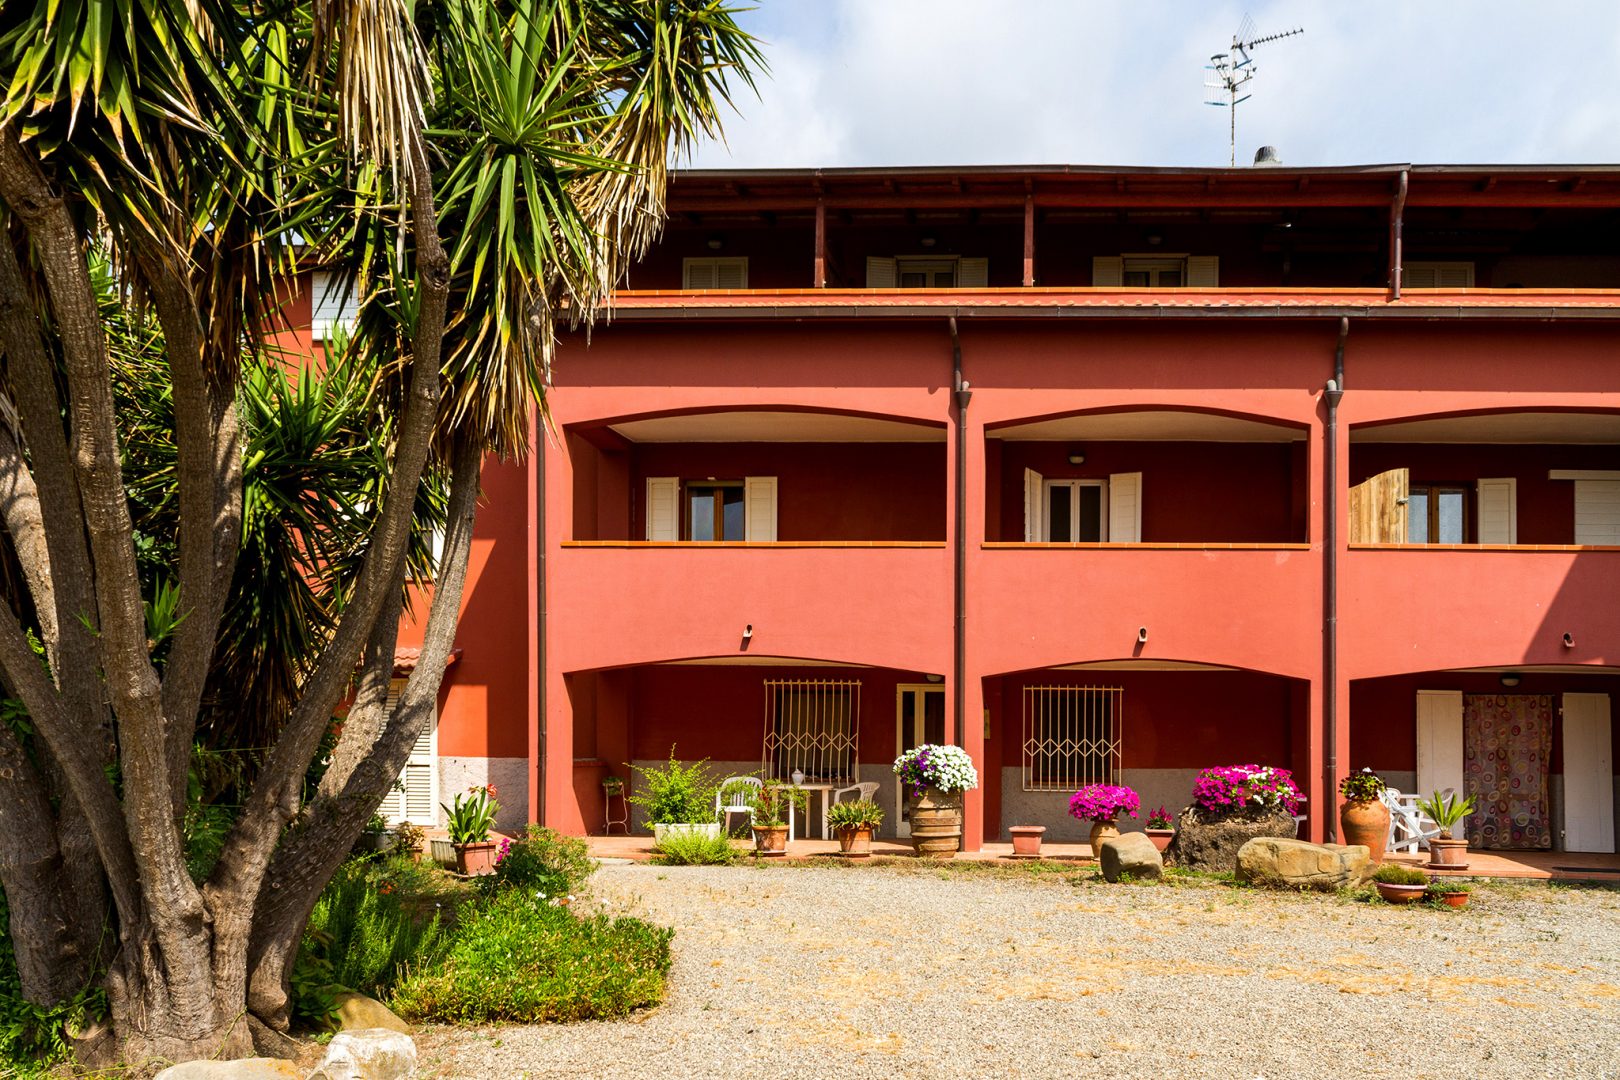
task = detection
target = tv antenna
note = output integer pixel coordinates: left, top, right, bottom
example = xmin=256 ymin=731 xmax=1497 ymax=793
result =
xmin=1204 ymin=16 xmax=1304 ymax=167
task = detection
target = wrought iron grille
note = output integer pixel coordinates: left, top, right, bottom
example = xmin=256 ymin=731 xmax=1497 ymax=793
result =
xmin=1022 ymin=685 xmax=1122 ymax=792
xmin=762 ymin=679 xmax=860 ymax=784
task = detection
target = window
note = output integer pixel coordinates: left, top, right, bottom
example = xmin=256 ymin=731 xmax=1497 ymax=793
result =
xmin=762 ymin=679 xmax=860 ymax=784
xmin=378 ymin=680 xmax=437 ymax=824
xmin=1123 ymin=258 xmax=1184 ymax=288
xmin=1574 ymin=479 xmax=1620 ymax=545
xmin=1403 ymin=261 xmax=1474 ymax=289
xmin=311 ymin=271 xmax=361 ymax=341
xmin=865 ymin=256 xmax=988 ymax=288
xmin=1406 ymin=484 xmax=1468 ymax=544
xmin=685 ymin=481 xmax=745 ymax=541
xmin=1044 ymin=480 xmax=1106 ymax=542
xmin=1092 ymin=255 xmax=1218 ymax=287
xmin=1022 ymin=685 xmax=1121 ymax=791
xmin=682 ymin=257 xmax=748 ymax=289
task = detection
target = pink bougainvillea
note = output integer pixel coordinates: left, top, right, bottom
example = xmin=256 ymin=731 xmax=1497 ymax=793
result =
xmin=1190 ymin=764 xmax=1303 ymax=816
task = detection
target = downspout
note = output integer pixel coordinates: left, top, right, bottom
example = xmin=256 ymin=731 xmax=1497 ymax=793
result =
xmin=949 ymin=317 xmax=971 ymax=746
xmin=1322 ymin=317 xmax=1348 ymax=841
xmin=535 ymin=421 xmax=548 ymax=826
xmin=1388 ymin=170 xmax=1409 ymax=300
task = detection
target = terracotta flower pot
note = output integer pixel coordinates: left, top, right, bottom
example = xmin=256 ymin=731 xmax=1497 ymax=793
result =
xmin=752 ymin=824 xmax=789 ymax=856
xmin=1426 ymin=836 xmax=1470 ymax=870
xmin=1339 ymin=798 xmax=1391 ymax=864
xmin=453 ymin=841 xmax=498 ymax=876
xmin=837 ymin=825 xmax=873 ymax=858
xmin=1009 ymin=825 xmax=1045 ymax=857
xmin=1434 ymin=890 xmax=1470 ymax=909
xmin=1087 ymin=819 xmax=1121 ymax=858
xmin=1375 ymin=881 xmax=1426 ymax=905
xmin=1145 ymin=828 xmax=1174 ymax=853
xmin=908 ymin=785 xmax=963 ymax=858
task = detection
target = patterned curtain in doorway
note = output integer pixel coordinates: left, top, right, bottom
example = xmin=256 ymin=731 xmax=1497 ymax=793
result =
xmin=1462 ymin=694 xmax=1553 ymax=850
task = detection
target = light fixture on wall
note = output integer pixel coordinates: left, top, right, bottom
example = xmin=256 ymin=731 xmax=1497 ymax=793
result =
xmin=1563 ymin=632 xmax=1576 ymax=648
xmin=1137 ymin=626 xmax=1149 ymax=644
xmin=1500 ymin=673 xmax=1522 ymax=688
xmin=1067 ymin=452 xmax=1086 ymax=465
xmin=920 ymin=233 xmax=937 ymax=248
xmin=742 ymin=624 xmax=753 ymax=642
xmin=1145 ymin=231 xmax=1163 ymax=246
xmin=706 ymin=234 xmax=724 ymax=251
xmin=926 ymin=673 xmax=943 ymax=683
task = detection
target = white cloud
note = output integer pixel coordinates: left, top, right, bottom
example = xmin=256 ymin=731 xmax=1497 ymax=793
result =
xmin=690 ymin=1 xmax=1620 ymax=168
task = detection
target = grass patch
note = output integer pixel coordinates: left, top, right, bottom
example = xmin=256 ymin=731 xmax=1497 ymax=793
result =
xmin=651 ymin=831 xmax=739 ymax=866
xmin=390 ymin=890 xmax=672 ymax=1023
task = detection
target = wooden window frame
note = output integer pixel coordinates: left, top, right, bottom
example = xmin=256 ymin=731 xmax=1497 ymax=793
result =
xmin=1120 ymin=255 xmax=1187 ymax=288
xmin=684 ymin=479 xmax=745 ymax=541
xmin=896 ymin=257 xmax=957 ymax=289
xmin=1043 ymin=479 xmax=1108 ymax=542
xmin=1407 ymin=482 xmax=1470 ymax=545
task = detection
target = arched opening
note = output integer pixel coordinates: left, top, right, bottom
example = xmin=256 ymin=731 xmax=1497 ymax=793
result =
xmin=981 ymin=658 xmax=1312 ymax=844
xmin=985 ymin=407 xmax=1310 ymax=544
xmin=1349 ymin=410 xmax=1620 ymax=545
xmin=566 ymin=408 xmax=947 ymax=543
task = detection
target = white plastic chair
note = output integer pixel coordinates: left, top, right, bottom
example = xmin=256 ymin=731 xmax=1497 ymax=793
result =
xmin=824 ymin=781 xmax=881 ymax=838
xmin=715 ymin=776 xmax=762 ymax=835
xmin=1383 ymin=787 xmax=1445 ymax=854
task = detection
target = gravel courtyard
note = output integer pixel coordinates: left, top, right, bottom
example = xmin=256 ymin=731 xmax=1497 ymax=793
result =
xmin=417 ymin=861 xmax=1620 ymax=1080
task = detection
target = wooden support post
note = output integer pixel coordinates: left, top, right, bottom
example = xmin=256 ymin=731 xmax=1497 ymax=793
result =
xmin=814 ymin=198 xmax=826 ymax=288
xmin=1022 ymin=195 xmax=1035 ymax=287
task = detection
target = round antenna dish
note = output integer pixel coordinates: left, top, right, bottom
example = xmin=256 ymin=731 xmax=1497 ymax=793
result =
xmin=1253 ymin=145 xmax=1282 ymax=167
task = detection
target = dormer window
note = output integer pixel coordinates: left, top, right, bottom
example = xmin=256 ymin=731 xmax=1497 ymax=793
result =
xmin=683 ymin=257 xmax=748 ymax=289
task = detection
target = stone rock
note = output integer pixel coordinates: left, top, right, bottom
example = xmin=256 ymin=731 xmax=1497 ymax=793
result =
xmin=1163 ymin=805 xmax=1298 ymax=874
xmin=333 ymin=992 xmax=413 ymax=1034
xmin=153 ymin=1059 xmax=303 ymax=1080
xmin=1099 ymin=832 xmax=1164 ymax=882
xmin=308 ymin=1028 xmax=417 ymax=1080
xmin=1235 ymin=837 xmax=1373 ymax=891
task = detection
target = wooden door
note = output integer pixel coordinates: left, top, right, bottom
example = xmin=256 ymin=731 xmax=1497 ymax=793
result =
xmin=1415 ymin=689 xmax=1465 ymax=801
xmin=1348 ymin=467 xmax=1409 ymax=544
xmin=1563 ymin=693 xmax=1615 ymax=853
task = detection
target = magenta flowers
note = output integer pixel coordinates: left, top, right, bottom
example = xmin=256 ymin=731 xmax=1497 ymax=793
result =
xmin=1190 ymin=764 xmax=1303 ymax=817
xmin=1068 ymin=784 xmax=1140 ymax=824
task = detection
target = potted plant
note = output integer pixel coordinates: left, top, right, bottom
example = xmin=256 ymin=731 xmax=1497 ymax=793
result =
xmin=1339 ymin=767 xmax=1390 ymax=864
xmin=1144 ymin=806 xmax=1175 ymax=852
xmin=442 ymin=784 xmax=500 ymax=875
xmin=893 ymin=744 xmax=979 ymax=858
xmin=1167 ymin=764 xmax=1305 ymax=874
xmin=828 ymin=798 xmax=884 ymax=857
xmin=1426 ymin=880 xmax=1472 ymax=909
xmin=626 ymin=749 xmax=723 ymax=845
xmin=355 ymin=813 xmax=394 ymax=855
xmin=1008 ymin=825 xmax=1046 ymax=857
xmin=1069 ymin=784 xmax=1140 ymax=857
xmin=744 ymin=780 xmax=808 ymax=856
xmin=1372 ymin=863 xmax=1428 ymax=904
xmin=1417 ymin=789 xmax=1477 ymax=869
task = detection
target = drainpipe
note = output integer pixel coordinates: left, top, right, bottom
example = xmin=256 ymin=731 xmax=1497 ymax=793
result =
xmin=949 ymin=318 xmax=971 ymax=746
xmin=1388 ymin=170 xmax=1409 ymax=300
xmin=535 ymin=421 xmax=548 ymax=826
xmin=1322 ymin=317 xmax=1348 ymax=841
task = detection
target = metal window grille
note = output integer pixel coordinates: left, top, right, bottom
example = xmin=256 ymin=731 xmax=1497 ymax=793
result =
xmin=1022 ymin=685 xmax=1121 ymax=792
xmin=762 ymin=680 xmax=860 ymax=784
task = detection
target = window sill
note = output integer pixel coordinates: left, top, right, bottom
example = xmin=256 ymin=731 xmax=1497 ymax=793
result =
xmin=1349 ymin=543 xmax=1620 ymax=552
xmin=561 ymin=540 xmax=947 ymax=548
xmin=983 ymin=542 xmax=1311 ymax=551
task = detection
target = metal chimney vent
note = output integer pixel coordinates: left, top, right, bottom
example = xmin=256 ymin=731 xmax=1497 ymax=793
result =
xmin=1253 ymin=145 xmax=1282 ymax=166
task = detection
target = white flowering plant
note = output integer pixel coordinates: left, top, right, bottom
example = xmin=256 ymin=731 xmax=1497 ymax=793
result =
xmin=892 ymin=744 xmax=979 ymax=797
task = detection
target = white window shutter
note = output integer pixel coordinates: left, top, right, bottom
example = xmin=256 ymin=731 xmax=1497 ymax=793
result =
xmin=1415 ymin=689 xmax=1465 ymax=804
xmin=311 ymin=271 xmax=360 ymax=341
xmin=1091 ymin=256 xmax=1123 ymax=286
xmin=382 ymin=681 xmax=438 ymax=824
xmin=645 ymin=477 xmax=679 ymax=541
xmin=1476 ymin=478 xmax=1517 ymax=544
xmin=1436 ymin=264 xmax=1473 ymax=289
xmin=744 ymin=476 xmax=778 ymax=541
xmin=866 ymin=257 xmax=897 ymax=288
xmin=957 ymin=257 xmax=989 ymax=288
xmin=1186 ymin=256 xmax=1220 ymax=287
xmin=1023 ymin=468 xmax=1044 ymax=542
xmin=715 ymin=259 xmax=748 ymax=288
xmin=1402 ymin=265 xmax=1436 ymax=289
xmin=1107 ymin=473 xmax=1143 ymax=543
xmin=1574 ymin=480 xmax=1620 ymax=544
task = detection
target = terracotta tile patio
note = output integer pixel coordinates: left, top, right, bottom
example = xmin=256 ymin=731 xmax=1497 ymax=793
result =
xmin=585 ymin=833 xmax=1620 ymax=881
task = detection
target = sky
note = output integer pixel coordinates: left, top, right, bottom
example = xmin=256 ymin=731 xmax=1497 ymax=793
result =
xmin=686 ymin=1 xmax=1620 ymax=170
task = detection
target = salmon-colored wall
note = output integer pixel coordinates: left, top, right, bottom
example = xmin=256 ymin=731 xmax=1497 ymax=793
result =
xmin=994 ymin=440 xmax=1304 ymax=542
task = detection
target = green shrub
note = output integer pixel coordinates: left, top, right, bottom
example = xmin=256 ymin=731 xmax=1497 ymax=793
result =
xmin=491 ymin=826 xmax=595 ymax=895
xmin=1372 ymin=864 xmax=1428 ymax=886
xmin=294 ymin=855 xmax=450 ymax=1025
xmin=390 ymin=890 xmax=672 ymax=1023
xmin=652 ymin=831 xmax=738 ymax=865
xmin=626 ymin=750 xmax=719 ymax=825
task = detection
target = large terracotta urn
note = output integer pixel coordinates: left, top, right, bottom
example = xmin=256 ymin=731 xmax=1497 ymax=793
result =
xmin=1339 ymin=798 xmax=1390 ymax=864
xmin=909 ymin=786 xmax=963 ymax=857
xmin=1087 ymin=819 xmax=1121 ymax=858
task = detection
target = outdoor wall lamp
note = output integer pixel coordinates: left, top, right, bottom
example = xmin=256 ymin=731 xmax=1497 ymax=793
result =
xmin=920 ymin=233 xmax=937 ymax=248
xmin=743 ymin=624 xmax=753 ymax=642
xmin=1138 ymin=626 xmax=1149 ymax=644
xmin=1563 ymin=632 xmax=1576 ymax=648
xmin=706 ymin=234 xmax=724 ymax=250
xmin=1500 ymin=674 xmax=1522 ymax=688
xmin=1068 ymin=452 xmax=1086 ymax=465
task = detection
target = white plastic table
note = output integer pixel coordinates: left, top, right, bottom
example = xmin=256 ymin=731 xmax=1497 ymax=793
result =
xmin=786 ymin=782 xmax=837 ymax=842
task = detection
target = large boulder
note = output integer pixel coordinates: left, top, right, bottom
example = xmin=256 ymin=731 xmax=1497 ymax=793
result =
xmin=1235 ymin=837 xmax=1373 ymax=891
xmin=1163 ymin=804 xmax=1297 ymax=874
xmin=153 ymin=1061 xmax=302 ymax=1080
xmin=308 ymin=1028 xmax=417 ymax=1080
xmin=333 ymin=992 xmax=413 ymax=1035
xmin=1099 ymin=832 xmax=1164 ymax=882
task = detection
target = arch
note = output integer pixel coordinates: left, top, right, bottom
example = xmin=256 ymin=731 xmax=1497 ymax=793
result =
xmin=987 ymin=402 xmax=1311 ymax=440
xmin=566 ymin=402 xmax=948 ymax=439
xmin=1349 ymin=406 xmax=1620 ymax=443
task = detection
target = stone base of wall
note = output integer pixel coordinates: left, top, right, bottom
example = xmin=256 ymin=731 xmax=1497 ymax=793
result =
xmin=998 ymin=768 xmax=1205 ymax=843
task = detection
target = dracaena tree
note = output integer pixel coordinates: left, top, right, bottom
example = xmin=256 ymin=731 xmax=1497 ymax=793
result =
xmin=0 ymin=0 xmax=757 ymax=1064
